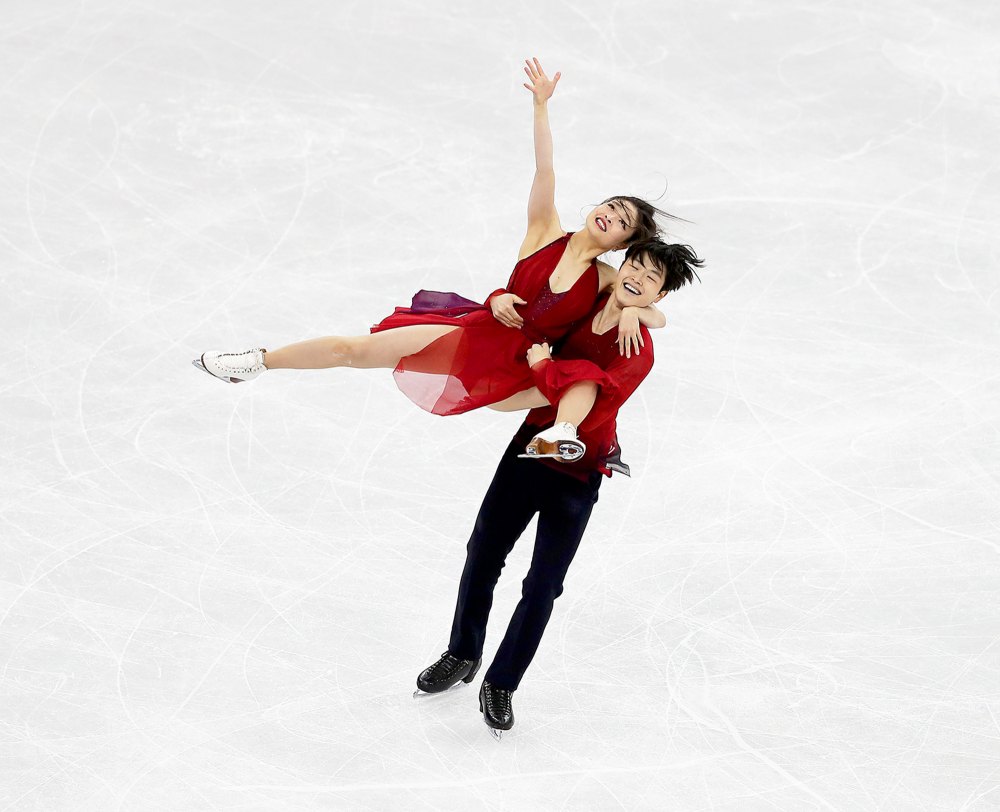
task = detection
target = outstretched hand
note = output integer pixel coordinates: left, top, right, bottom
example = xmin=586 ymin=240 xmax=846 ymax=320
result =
xmin=522 ymin=57 xmax=561 ymax=104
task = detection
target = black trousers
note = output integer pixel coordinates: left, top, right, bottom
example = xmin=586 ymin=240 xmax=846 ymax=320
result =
xmin=447 ymin=440 xmax=602 ymax=690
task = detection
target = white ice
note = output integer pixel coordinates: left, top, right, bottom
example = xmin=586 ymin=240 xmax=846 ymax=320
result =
xmin=2 ymin=0 xmax=999 ymax=809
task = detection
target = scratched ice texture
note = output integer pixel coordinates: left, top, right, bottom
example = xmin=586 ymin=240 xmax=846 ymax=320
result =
xmin=1 ymin=0 xmax=998 ymax=809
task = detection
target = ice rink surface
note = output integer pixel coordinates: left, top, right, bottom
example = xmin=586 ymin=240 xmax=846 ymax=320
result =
xmin=2 ymin=0 xmax=999 ymax=808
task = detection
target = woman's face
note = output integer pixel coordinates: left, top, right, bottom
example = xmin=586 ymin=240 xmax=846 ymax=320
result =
xmin=586 ymin=198 xmax=639 ymax=250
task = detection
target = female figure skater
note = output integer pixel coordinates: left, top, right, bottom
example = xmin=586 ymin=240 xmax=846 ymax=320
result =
xmin=194 ymin=59 xmax=675 ymax=446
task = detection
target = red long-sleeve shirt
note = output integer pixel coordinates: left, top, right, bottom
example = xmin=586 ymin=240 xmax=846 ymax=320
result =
xmin=513 ymin=297 xmax=654 ymax=481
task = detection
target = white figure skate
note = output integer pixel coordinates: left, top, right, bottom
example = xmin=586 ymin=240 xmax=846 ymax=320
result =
xmin=192 ymin=348 xmax=268 ymax=383
xmin=518 ymin=422 xmax=586 ymax=462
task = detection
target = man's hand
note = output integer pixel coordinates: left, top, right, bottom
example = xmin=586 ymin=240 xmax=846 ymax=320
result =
xmin=526 ymin=342 xmax=552 ymax=367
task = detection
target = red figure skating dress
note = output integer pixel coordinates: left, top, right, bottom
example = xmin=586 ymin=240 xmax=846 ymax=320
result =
xmin=370 ymin=234 xmax=600 ymax=416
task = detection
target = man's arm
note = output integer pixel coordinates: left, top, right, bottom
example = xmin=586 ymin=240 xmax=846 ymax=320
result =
xmin=527 ymin=334 xmax=654 ymax=429
xmin=575 ymin=343 xmax=654 ymax=430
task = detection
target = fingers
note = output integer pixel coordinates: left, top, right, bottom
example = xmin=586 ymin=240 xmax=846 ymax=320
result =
xmin=532 ymin=58 xmax=553 ymax=80
xmin=617 ymin=331 xmax=641 ymax=358
xmin=492 ymin=295 xmax=524 ymax=328
xmin=503 ymin=311 xmax=523 ymax=328
xmin=523 ymin=58 xmax=558 ymax=85
xmin=494 ymin=308 xmax=519 ymax=328
xmin=505 ymin=297 xmax=525 ymax=326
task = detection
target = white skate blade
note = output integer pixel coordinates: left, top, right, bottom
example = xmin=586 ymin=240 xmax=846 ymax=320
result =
xmin=192 ymin=357 xmax=239 ymax=383
xmin=191 ymin=358 xmax=216 ymax=377
xmin=412 ymin=688 xmax=447 ymax=699
xmin=518 ymin=444 xmax=584 ymax=462
xmin=488 ymin=727 xmax=503 ymax=742
xmin=413 ymin=680 xmax=471 ymax=699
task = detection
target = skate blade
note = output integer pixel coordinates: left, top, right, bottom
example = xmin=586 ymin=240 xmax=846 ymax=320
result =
xmin=520 ymin=439 xmax=584 ymax=462
xmin=518 ymin=447 xmax=584 ymax=462
xmin=413 ymin=682 xmax=467 ymax=699
xmin=488 ymin=727 xmax=503 ymax=742
xmin=412 ymin=688 xmax=447 ymax=699
xmin=191 ymin=358 xmax=217 ymax=378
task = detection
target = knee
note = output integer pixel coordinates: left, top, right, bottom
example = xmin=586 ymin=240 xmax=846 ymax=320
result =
xmin=329 ymin=335 xmax=367 ymax=366
xmin=465 ymin=534 xmax=509 ymax=576
xmin=522 ymin=572 xmax=564 ymax=602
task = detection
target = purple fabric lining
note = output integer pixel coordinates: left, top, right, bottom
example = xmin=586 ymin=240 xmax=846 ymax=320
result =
xmin=408 ymin=289 xmax=485 ymax=317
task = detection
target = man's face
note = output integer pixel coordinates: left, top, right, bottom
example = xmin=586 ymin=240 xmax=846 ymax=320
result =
xmin=613 ymin=256 xmax=667 ymax=308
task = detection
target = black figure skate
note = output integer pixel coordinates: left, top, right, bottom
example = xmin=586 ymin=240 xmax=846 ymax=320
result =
xmin=479 ymin=681 xmax=514 ymax=741
xmin=413 ymin=652 xmax=482 ymax=699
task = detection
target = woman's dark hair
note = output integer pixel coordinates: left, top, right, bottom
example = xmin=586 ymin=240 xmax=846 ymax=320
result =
xmin=601 ymin=195 xmax=685 ymax=245
xmin=624 ymin=240 xmax=704 ymax=294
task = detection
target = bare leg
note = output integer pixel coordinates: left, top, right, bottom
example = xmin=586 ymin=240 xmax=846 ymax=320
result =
xmin=263 ymin=325 xmax=457 ymax=370
xmin=489 ymin=380 xmax=598 ymax=425
xmin=520 ymin=380 xmax=598 ymax=460
xmin=553 ymin=381 xmax=597 ymax=426
xmin=489 ymin=387 xmax=549 ymax=412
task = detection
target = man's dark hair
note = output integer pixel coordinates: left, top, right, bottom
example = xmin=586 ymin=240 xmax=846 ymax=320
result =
xmin=624 ymin=240 xmax=704 ymax=293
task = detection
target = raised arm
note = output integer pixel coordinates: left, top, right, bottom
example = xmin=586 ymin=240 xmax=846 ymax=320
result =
xmin=518 ymin=58 xmax=564 ymax=258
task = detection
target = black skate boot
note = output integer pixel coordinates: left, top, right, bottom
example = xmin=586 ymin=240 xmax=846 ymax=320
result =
xmin=414 ymin=651 xmax=482 ymax=695
xmin=478 ymin=681 xmax=514 ymax=740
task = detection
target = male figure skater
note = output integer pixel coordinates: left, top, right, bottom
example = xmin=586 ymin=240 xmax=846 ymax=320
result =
xmin=414 ymin=241 xmax=703 ymax=738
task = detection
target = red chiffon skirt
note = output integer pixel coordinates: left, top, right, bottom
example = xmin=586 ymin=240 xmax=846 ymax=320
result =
xmin=371 ymin=290 xmax=553 ymax=416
